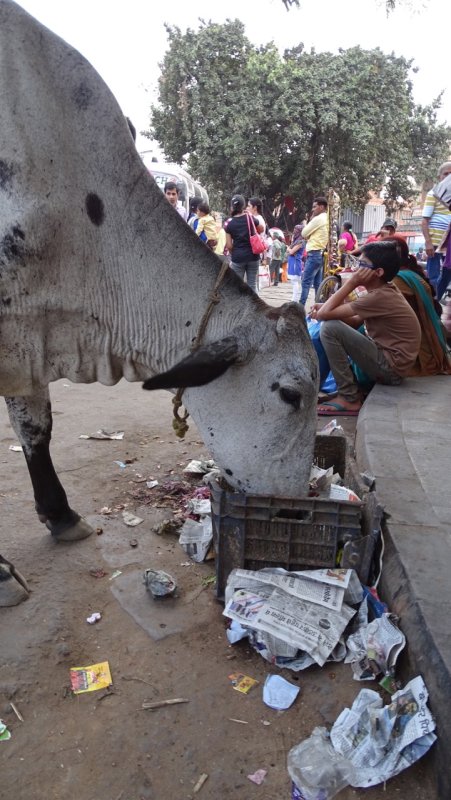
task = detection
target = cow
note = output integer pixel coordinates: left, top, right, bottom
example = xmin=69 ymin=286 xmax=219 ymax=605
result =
xmin=0 ymin=1 xmax=319 ymax=606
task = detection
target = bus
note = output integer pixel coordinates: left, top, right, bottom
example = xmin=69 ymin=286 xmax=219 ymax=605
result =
xmin=139 ymin=152 xmax=209 ymax=215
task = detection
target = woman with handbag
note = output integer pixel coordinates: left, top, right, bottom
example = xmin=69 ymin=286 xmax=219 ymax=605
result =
xmin=225 ymin=195 xmax=264 ymax=293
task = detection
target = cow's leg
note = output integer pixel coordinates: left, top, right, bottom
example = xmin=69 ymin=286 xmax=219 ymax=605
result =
xmin=4 ymin=390 xmax=94 ymax=541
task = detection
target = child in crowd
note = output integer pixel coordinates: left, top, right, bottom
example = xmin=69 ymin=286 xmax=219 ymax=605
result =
xmin=195 ymin=202 xmax=218 ymax=250
xmin=270 ymin=233 xmax=286 ymax=286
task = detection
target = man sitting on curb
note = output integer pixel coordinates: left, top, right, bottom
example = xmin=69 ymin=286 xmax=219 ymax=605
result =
xmin=311 ymin=241 xmax=421 ymax=416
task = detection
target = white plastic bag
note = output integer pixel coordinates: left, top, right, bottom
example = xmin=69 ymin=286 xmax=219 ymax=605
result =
xmin=258 ymin=263 xmax=271 ymax=290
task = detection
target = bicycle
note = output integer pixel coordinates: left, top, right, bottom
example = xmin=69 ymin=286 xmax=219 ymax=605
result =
xmin=315 ymin=253 xmax=360 ymax=303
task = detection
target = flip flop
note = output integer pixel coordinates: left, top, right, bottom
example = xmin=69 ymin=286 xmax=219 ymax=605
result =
xmin=318 ymin=391 xmax=338 ymax=403
xmin=317 ymin=401 xmax=360 ymax=417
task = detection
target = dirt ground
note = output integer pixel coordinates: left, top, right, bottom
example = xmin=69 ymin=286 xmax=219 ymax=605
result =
xmin=0 ymin=377 xmax=435 ymax=800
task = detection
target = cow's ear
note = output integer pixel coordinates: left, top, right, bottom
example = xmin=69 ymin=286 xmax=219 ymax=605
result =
xmin=143 ymin=337 xmax=239 ymax=390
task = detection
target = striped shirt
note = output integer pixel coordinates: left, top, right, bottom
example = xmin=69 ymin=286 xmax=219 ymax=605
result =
xmin=422 ymin=192 xmax=451 ymax=248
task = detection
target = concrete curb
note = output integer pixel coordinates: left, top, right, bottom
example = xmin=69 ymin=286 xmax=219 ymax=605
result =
xmin=355 ymin=378 xmax=451 ymax=799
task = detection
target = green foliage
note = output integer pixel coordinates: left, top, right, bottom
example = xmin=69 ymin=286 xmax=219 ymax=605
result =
xmin=148 ymin=21 xmax=450 ymax=224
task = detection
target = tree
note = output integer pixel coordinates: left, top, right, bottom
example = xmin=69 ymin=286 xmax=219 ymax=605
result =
xmin=280 ymin=0 xmax=413 ymax=11
xmin=147 ymin=21 xmax=450 ymax=225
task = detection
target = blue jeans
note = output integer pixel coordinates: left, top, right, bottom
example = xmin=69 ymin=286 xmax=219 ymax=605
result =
xmin=436 ymin=267 xmax=451 ymax=302
xmin=230 ymin=259 xmax=260 ymax=293
xmin=426 ymin=251 xmax=443 ymax=292
xmin=300 ymin=250 xmax=323 ymax=306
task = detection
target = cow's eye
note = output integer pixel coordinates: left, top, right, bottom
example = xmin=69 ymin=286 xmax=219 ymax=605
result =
xmin=280 ymin=387 xmax=301 ymax=410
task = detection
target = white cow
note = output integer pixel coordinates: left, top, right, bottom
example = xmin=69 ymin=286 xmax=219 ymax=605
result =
xmin=0 ymin=1 xmax=319 ymax=605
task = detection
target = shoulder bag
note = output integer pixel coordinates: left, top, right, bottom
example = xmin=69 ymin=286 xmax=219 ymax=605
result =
xmin=246 ymin=213 xmax=267 ymax=256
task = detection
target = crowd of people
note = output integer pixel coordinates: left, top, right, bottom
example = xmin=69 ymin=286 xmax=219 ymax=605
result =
xmin=163 ymin=164 xmax=451 ymax=417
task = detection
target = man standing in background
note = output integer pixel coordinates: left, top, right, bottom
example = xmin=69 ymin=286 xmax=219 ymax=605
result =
xmin=300 ymin=196 xmax=328 ymax=307
xmin=164 ymin=181 xmax=188 ymax=222
xmin=421 ymin=161 xmax=451 ymax=296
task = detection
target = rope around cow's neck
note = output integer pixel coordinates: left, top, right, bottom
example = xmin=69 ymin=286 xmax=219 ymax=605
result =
xmin=172 ymin=260 xmax=230 ymax=438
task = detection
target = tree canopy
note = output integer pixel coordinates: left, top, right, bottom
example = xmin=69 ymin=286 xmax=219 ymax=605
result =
xmin=147 ymin=19 xmax=450 ymax=224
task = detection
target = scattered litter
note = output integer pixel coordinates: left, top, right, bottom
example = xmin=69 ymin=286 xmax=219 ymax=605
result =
xmin=142 ymin=698 xmax=189 ymax=710
xmin=152 ymin=519 xmax=182 ymax=536
xmin=363 ymin=586 xmax=388 ymax=618
xmin=288 ymin=727 xmax=354 ymax=800
xmin=224 ymin=568 xmax=361 ymax=670
xmin=309 ymin=464 xmax=335 ymax=492
xmin=79 ymin=429 xmax=124 ymax=440
xmin=201 ymin=575 xmax=216 ymax=587
xmin=114 ymin=460 xmax=128 ymax=469
xmin=345 ymin=612 xmax=406 ymax=682
xmin=122 ymin=510 xmax=143 ymax=527
xmin=95 ymin=527 xmax=103 ymax=536
xmin=183 ymin=459 xmax=215 ymax=475
xmin=146 ymin=480 xmax=159 ymax=489
xmin=8 ymin=445 xmax=23 ymax=452
xmin=100 ymin=506 xmax=113 ymax=515
xmin=9 ymin=702 xmax=23 ymax=722
xmin=247 ymin=769 xmax=267 ymax=786
xmin=360 ymin=471 xmax=376 ymax=490
xmin=320 ymin=419 xmax=344 ymax=436
xmin=193 ymin=773 xmax=209 ymax=794
xmin=329 ymin=484 xmax=361 ymax=503
xmin=263 ymin=674 xmax=300 ymax=710
xmin=179 ymin=517 xmax=213 ymax=562
xmin=261 ymin=720 xmax=271 ymax=726
xmin=89 ymin=568 xmax=107 ymax=578
xmin=0 ymin=721 xmax=11 ymax=741
xmin=288 ymin=675 xmax=436 ymax=797
xmin=179 ymin=561 xmax=192 ymax=567
xmin=228 ymin=673 xmax=259 ymax=694
xmin=109 ymin=570 xmax=122 ymax=581
xmin=129 ymin=538 xmax=138 ymax=548
xmin=143 ymin=568 xmax=177 ymax=598
xmin=186 ymin=497 xmax=211 ymax=515
xmin=226 ymin=619 xmax=249 ymax=644
xmin=229 ymin=718 xmax=248 ymax=724
xmin=86 ymin=612 xmax=102 ymax=625
xmin=202 ymin=467 xmax=221 ymax=485
xmin=70 ymin=661 xmax=112 ymax=694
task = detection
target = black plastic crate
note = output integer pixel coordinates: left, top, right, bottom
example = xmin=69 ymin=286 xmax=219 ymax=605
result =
xmin=210 ymin=434 xmax=364 ymax=600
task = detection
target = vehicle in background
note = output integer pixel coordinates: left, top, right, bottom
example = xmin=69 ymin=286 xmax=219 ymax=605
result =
xmin=139 ymin=152 xmax=209 ymax=215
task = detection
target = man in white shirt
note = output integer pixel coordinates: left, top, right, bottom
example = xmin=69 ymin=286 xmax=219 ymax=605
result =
xmin=164 ymin=181 xmax=188 ymax=222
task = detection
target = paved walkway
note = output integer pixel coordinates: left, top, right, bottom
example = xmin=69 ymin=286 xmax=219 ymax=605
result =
xmin=356 ymin=378 xmax=451 ymax=799
xmin=261 ymin=278 xmax=451 ymax=798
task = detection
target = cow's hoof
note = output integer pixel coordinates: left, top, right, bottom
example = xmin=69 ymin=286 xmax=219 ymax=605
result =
xmin=0 ymin=557 xmax=30 ymax=607
xmin=48 ymin=516 xmax=95 ymax=542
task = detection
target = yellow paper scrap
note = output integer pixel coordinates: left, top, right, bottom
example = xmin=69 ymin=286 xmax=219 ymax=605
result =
xmin=228 ymin=672 xmax=259 ymax=694
xmin=70 ymin=661 xmax=112 ymax=694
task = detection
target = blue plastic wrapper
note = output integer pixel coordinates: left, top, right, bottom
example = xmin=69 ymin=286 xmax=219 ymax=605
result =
xmin=307 ymin=318 xmax=337 ymax=394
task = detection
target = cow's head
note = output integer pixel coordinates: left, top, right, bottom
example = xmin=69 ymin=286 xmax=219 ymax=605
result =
xmin=143 ymin=302 xmax=319 ymax=497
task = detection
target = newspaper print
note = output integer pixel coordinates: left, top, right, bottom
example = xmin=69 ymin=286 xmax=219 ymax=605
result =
xmin=330 ymin=676 xmax=436 ymax=787
xmin=225 ymin=568 xmax=351 ymax=611
xmin=225 ymin=587 xmax=355 ymax=667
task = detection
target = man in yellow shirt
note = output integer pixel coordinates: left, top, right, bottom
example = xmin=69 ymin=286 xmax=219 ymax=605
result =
xmin=300 ymin=197 xmax=328 ymax=307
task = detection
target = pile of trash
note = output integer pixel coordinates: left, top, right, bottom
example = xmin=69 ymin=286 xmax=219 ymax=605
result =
xmin=288 ymin=676 xmax=436 ymax=798
xmin=224 ymin=568 xmax=361 ymax=671
xmin=222 ymin=565 xmax=436 ymax=795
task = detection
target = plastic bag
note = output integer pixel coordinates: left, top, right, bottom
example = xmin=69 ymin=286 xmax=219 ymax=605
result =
xmin=307 ymin=318 xmax=337 ymax=393
xmin=287 ymin=727 xmax=355 ymax=800
xmin=258 ymin=263 xmax=271 ymax=290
